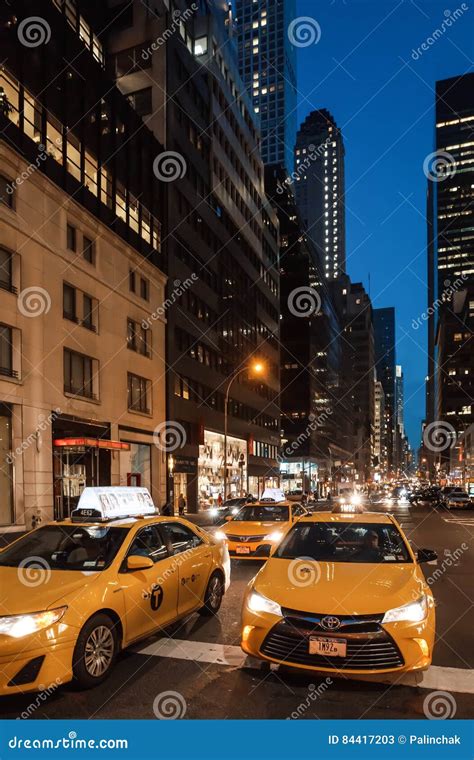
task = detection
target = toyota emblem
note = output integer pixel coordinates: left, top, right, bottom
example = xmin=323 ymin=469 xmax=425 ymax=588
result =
xmin=321 ymin=615 xmax=341 ymax=631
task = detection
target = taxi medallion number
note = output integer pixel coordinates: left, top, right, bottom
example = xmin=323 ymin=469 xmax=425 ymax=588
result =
xmin=309 ymin=636 xmax=347 ymax=657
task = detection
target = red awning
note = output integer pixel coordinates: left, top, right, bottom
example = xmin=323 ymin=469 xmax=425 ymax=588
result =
xmin=53 ymin=438 xmax=130 ymax=451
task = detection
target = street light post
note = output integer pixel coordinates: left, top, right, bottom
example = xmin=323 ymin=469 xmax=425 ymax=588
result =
xmin=223 ymin=362 xmax=264 ymax=501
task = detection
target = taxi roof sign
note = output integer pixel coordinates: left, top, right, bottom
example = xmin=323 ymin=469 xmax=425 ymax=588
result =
xmin=71 ymin=487 xmax=157 ymax=522
xmin=260 ymin=487 xmax=286 ymax=503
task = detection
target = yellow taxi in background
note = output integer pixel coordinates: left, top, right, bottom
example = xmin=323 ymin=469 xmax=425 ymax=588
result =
xmin=0 ymin=487 xmax=230 ymax=695
xmin=241 ymin=511 xmax=437 ymax=674
xmin=215 ymin=489 xmax=309 ymax=560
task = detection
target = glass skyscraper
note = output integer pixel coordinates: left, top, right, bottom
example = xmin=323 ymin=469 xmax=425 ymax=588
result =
xmin=234 ymin=0 xmax=297 ymax=175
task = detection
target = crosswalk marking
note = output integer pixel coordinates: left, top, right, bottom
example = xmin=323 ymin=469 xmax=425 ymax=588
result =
xmin=135 ymin=637 xmax=474 ymax=694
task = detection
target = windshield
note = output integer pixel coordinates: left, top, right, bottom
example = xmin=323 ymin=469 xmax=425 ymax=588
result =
xmin=232 ymin=505 xmax=289 ymax=522
xmin=274 ymin=522 xmax=412 ymax=563
xmin=0 ymin=525 xmax=129 ymax=571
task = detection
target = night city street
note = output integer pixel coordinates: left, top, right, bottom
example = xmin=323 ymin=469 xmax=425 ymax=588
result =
xmin=0 ymin=0 xmax=473 ymax=756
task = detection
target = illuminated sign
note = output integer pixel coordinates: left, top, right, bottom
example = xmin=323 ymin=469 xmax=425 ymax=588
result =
xmin=71 ymin=487 xmax=156 ymax=522
xmin=260 ymin=488 xmax=286 ymax=503
xmin=53 ymin=438 xmax=131 ymax=451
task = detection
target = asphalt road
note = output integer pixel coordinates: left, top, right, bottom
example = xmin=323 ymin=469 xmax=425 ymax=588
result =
xmin=1 ymin=500 xmax=473 ymax=720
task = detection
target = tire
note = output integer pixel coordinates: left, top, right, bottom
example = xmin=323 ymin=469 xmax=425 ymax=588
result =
xmin=72 ymin=613 xmax=119 ymax=689
xmin=199 ymin=572 xmax=224 ymax=616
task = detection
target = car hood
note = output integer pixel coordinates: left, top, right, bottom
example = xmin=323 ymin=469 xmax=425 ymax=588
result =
xmin=254 ymin=558 xmax=425 ymax=615
xmin=223 ymin=521 xmax=288 ymax=536
xmin=0 ymin=566 xmax=102 ymax=615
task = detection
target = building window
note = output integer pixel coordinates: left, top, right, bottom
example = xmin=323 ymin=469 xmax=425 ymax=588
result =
xmin=127 ymin=88 xmax=152 ymax=117
xmin=63 ymin=283 xmax=77 ymax=322
xmin=0 ymin=325 xmax=14 ymax=378
xmin=67 ymin=223 xmax=77 ymax=252
xmin=63 ymin=283 xmax=98 ymax=331
xmin=129 ymin=271 xmax=149 ymax=301
xmin=0 ymin=248 xmax=14 ymax=293
xmin=64 ymin=349 xmax=96 ymax=399
xmin=127 ymin=319 xmax=150 ymax=357
xmin=128 ymin=373 xmax=150 ymax=414
xmin=0 ymin=175 xmax=14 ymax=209
xmin=194 ymin=36 xmax=208 ymax=55
xmin=83 ymin=236 xmax=95 ymax=264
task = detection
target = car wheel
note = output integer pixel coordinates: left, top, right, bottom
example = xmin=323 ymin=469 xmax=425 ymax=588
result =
xmin=72 ymin=613 xmax=119 ymax=689
xmin=199 ymin=572 xmax=224 ymax=616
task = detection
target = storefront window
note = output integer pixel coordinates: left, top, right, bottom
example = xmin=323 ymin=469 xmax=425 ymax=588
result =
xmin=119 ymin=443 xmax=151 ymax=491
xmin=0 ymin=405 xmax=13 ymax=524
xmin=198 ymin=431 xmax=247 ymax=507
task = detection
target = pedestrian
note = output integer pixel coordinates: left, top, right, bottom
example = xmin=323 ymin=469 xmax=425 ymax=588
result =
xmin=178 ymin=493 xmax=186 ymax=516
xmin=217 ymin=493 xmax=223 ymax=506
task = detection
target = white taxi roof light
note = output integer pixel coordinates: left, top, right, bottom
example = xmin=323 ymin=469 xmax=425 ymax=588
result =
xmin=71 ymin=487 xmax=157 ymax=522
xmin=260 ymin=488 xmax=286 ymax=503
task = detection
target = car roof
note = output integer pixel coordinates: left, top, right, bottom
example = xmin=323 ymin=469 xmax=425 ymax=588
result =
xmin=298 ymin=511 xmax=393 ymax=524
xmin=53 ymin=515 xmax=192 ymax=529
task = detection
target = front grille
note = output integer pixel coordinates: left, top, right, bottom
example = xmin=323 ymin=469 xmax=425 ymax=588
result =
xmin=260 ymin=622 xmax=404 ymax=671
xmin=281 ymin=608 xmax=384 ymax=634
xmin=226 ymin=534 xmax=267 ymax=543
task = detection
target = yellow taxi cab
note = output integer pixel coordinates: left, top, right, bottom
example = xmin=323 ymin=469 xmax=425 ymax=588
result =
xmin=241 ymin=511 xmax=437 ymax=674
xmin=215 ymin=489 xmax=309 ymax=560
xmin=0 ymin=487 xmax=230 ymax=695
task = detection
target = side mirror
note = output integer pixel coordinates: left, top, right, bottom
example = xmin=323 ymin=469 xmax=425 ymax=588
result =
xmin=225 ymin=515 xmax=233 ymax=522
xmin=417 ymin=548 xmax=438 ymax=563
xmin=127 ymin=554 xmax=154 ymax=571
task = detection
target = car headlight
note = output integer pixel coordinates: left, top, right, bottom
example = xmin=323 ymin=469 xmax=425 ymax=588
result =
xmin=247 ymin=590 xmax=282 ymax=617
xmin=214 ymin=530 xmax=227 ymax=541
xmin=382 ymin=596 xmax=428 ymax=624
xmin=0 ymin=607 xmax=67 ymax=638
xmin=265 ymin=530 xmax=283 ymax=542
xmin=231 ymin=507 xmax=239 ymax=515
xmin=210 ymin=508 xmax=218 ymax=517
xmin=351 ymin=494 xmax=362 ymax=506
xmin=339 ymin=496 xmax=345 ymax=504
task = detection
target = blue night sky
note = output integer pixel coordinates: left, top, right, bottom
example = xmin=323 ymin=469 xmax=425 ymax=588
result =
xmin=295 ymin=0 xmax=473 ymax=449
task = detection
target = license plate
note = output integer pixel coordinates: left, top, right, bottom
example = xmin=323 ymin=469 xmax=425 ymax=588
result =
xmin=236 ymin=545 xmax=251 ymax=554
xmin=309 ymin=637 xmax=347 ymax=657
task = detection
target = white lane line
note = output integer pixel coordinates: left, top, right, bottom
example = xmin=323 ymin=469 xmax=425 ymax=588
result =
xmin=135 ymin=638 xmax=474 ymax=694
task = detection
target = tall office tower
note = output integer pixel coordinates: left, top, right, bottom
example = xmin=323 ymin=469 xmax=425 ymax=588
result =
xmin=332 ymin=278 xmax=375 ymax=483
xmin=373 ymin=308 xmax=396 ymax=473
xmin=266 ymin=165 xmax=352 ymax=496
xmin=234 ymin=0 xmax=297 ymax=175
xmin=373 ymin=380 xmax=388 ymax=477
xmin=295 ymin=110 xmax=346 ymax=279
xmin=426 ymin=74 xmax=474 ymax=474
xmin=395 ymin=365 xmax=405 ymax=437
xmin=108 ymin=0 xmax=281 ymax=508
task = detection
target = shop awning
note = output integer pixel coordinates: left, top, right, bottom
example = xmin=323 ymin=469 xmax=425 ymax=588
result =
xmin=53 ymin=438 xmax=130 ymax=451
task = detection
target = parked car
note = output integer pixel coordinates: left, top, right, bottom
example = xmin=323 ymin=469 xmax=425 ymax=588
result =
xmin=209 ymin=496 xmax=257 ymax=524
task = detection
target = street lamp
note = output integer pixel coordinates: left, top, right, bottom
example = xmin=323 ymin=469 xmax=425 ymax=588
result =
xmin=223 ymin=360 xmax=265 ymax=500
